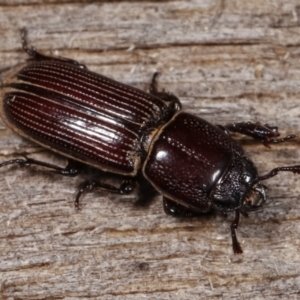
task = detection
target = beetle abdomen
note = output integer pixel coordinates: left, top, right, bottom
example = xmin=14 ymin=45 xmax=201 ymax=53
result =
xmin=0 ymin=60 xmax=167 ymax=175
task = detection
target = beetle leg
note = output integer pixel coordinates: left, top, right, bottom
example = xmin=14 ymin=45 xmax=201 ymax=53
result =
xmin=216 ymin=125 xmax=231 ymax=136
xmin=223 ymin=122 xmax=295 ymax=147
xmin=165 ymin=198 xmax=244 ymax=254
xmin=21 ymin=28 xmax=87 ymax=69
xmin=258 ymin=165 xmax=300 ymax=181
xmin=230 ymin=210 xmax=243 ymax=254
xmin=149 ymin=72 xmax=182 ymax=110
xmin=75 ymin=179 xmax=136 ymax=209
xmin=163 ymin=197 xmax=203 ymax=217
xmin=240 ymin=210 xmax=249 ymax=218
xmin=0 ymin=156 xmax=81 ymax=176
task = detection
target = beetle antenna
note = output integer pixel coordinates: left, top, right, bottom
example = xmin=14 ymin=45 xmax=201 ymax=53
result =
xmin=257 ymin=165 xmax=300 ymax=182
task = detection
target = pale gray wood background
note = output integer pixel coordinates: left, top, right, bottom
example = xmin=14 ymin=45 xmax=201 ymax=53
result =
xmin=1 ymin=0 xmax=300 ymax=299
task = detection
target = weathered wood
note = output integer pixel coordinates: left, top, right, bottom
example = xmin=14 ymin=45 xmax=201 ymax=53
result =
xmin=1 ymin=0 xmax=300 ymax=299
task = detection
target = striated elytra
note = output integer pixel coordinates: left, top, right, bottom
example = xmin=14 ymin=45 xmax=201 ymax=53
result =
xmin=1 ymin=29 xmax=300 ymax=254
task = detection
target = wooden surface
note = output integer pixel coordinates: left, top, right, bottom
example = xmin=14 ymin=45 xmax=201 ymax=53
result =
xmin=1 ymin=1 xmax=300 ymax=299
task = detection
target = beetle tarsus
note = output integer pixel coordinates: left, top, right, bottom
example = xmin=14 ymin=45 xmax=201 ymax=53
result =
xmin=240 ymin=210 xmax=249 ymax=218
xmin=149 ymin=72 xmax=182 ymax=110
xmin=258 ymin=165 xmax=300 ymax=182
xmin=224 ymin=122 xmax=296 ymax=147
xmin=0 ymin=156 xmax=81 ymax=176
xmin=261 ymin=134 xmax=295 ymax=147
xmin=231 ymin=210 xmax=243 ymax=254
xmin=75 ymin=179 xmax=136 ymax=210
xmin=21 ymin=27 xmax=37 ymax=57
xmin=21 ymin=28 xmax=51 ymax=61
xmin=149 ymin=72 xmax=160 ymax=94
xmin=21 ymin=28 xmax=87 ymax=68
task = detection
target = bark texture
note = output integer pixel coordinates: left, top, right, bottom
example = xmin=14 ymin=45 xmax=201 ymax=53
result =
xmin=1 ymin=1 xmax=300 ymax=299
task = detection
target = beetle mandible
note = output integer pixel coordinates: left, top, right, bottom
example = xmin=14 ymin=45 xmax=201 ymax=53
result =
xmin=1 ymin=29 xmax=300 ymax=254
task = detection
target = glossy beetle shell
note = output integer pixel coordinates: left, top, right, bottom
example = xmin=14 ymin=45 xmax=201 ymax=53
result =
xmin=143 ymin=112 xmax=246 ymax=211
xmin=0 ymin=60 xmax=169 ymax=176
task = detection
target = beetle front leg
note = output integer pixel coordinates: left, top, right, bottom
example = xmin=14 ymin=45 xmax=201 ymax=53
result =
xmin=223 ymin=122 xmax=295 ymax=147
xmin=165 ymin=198 xmax=244 ymax=254
xmin=75 ymin=179 xmax=136 ymax=209
xmin=231 ymin=210 xmax=243 ymax=254
xmin=0 ymin=156 xmax=82 ymax=176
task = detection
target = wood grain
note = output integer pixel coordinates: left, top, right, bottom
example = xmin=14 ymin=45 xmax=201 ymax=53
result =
xmin=1 ymin=1 xmax=300 ymax=299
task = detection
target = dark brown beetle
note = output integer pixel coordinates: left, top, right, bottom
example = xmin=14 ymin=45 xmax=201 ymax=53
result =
xmin=1 ymin=30 xmax=300 ymax=254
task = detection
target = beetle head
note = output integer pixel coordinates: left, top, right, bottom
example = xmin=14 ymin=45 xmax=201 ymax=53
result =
xmin=211 ymin=157 xmax=264 ymax=212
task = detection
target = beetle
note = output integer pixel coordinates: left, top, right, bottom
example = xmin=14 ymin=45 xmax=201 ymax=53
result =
xmin=0 ymin=29 xmax=300 ymax=254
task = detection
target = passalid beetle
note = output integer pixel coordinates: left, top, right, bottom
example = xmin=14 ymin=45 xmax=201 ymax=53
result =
xmin=1 ymin=29 xmax=300 ymax=254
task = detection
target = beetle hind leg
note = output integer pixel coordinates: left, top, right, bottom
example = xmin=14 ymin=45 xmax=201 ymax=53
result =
xmin=21 ymin=28 xmax=42 ymax=59
xmin=21 ymin=28 xmax=87 ymax=69
xmin=75 ymin=179 xmax=137 ymax=210
xmin=0 ymin=156 xmax=82 ymax=176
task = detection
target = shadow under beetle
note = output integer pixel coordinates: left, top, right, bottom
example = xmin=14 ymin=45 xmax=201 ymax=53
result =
xmin=1 ymin=29 xmax=300 ymax=254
